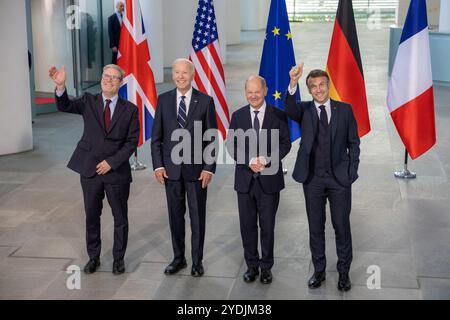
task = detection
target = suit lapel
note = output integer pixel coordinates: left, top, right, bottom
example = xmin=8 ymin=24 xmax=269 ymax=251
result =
xmin=168 ymin=89 xmax=178 ymax=128
xmin=330 ymin=99 xmax=339 ymax=142
xmin=108 ymin=98 xmax=127 ymax=133
xmin=94 ymin=94 xmax=105 ymax=132
xmin=244 ymin=105 xmax=253 ymax=131
xmin=185 ymin=89 xmax=199 ymax=130
xmin=261 ymin=105 xmax=274 ymax=130
xmin=308 ymin=101 xmax=319 ymax=136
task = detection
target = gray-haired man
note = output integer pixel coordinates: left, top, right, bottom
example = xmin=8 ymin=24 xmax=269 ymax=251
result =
xmin=49 ymin=64 xmax=139 ymax=275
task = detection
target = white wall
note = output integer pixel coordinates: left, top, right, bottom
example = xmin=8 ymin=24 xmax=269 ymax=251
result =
xmin=140 ymin=0 xmax=164 ymax=83
xmin=31 ymin=0 xmax=75 ymax=95
xmin=226 ymin=0 xmax=241 ymax=45
xmin=241 ymin=0 xmax=269 ymax=31
xmin=0 ymin=0 xmax=33 ymax=155
xmin=439 ymin=0 xmax=450 ymax=32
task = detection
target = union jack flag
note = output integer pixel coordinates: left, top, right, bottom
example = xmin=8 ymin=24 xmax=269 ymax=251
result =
xmin=189 ymin=0 xmax=230 ymax=139
xmin=117 ymin=0 xmax=157 ymax=147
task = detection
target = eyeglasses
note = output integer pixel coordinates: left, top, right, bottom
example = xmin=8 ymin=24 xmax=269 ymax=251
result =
xmin=102 ymin=73 xmax=122 ymax=82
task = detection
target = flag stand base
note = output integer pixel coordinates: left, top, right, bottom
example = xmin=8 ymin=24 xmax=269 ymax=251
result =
xmin=394 ymin=149 xmax=416 ymax=179
xmin=131 ymin=153 xmax=146 ymax=171
xmin=394 ymin=168 xmax=416 ymax=179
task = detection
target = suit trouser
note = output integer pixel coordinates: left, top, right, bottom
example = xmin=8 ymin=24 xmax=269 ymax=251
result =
xmin=303 ymin=174 xmax=353 ymax=273
xmin=164 ymin=177 xmax=207 ymax=267
xmin=80 ymin=175 xmax=130 ymax=260
xmin=237 ymin=178 xmax=280 ymax=270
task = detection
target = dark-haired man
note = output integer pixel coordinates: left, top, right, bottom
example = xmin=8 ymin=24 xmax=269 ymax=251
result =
xmin=285 ymin=64 xmax=360 ymax=292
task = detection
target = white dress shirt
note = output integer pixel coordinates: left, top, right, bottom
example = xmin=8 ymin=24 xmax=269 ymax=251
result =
xmin=177 ymin=88 xmax=193 ymax=117
xmin=249 ymin=102 xmax=267 ymax=166
xmin=249 ymin=102 xmax=266 ymax=132
xmin=116 ymin=12 xmax=123 ymax=25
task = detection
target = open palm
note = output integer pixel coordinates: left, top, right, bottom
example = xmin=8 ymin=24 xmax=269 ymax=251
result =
xmin=49 ymin=66 xmax=66 ymax=87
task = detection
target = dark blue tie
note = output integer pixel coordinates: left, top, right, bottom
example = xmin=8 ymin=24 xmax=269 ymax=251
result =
xmin=319 ymin=105 xmax=328 ymax=127
xmin=253 ymin=110 xmax=261 ymax=178
xmin=178 ymin=96 xmax=187 ymax=128
xmin=254 ymin=110 xmax=260 ymax=156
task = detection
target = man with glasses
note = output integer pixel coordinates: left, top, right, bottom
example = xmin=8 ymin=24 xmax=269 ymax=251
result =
xmin=49 ymin=64 xmax=139 ymax=275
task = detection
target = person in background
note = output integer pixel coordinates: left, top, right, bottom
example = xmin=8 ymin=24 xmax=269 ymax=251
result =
xmin=108 ymin=1 xmax=125 ymax=64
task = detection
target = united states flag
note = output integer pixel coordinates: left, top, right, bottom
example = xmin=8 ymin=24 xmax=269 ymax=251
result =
xmin=117 ymin=0 xmax=157 ymax=147
xmin=189 ymin=0 xmax=230 ymax=139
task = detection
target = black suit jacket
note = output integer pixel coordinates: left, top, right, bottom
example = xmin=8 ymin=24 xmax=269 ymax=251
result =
xmin=108 ymin=13 xmax=121 ymax=49
xmin=285 ymin=93 xmax=360 ymax=187
xmin=151 ymin=88 xmax=218 ymax=181
xmin=56 ymin=91 xmax=140 ymax=184
xmin=228 ymin=104 xmax=291 ymax=194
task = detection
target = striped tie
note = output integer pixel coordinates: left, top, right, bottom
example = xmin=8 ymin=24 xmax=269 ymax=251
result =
xmin=178 ymin=96 xmax=187 ymax=128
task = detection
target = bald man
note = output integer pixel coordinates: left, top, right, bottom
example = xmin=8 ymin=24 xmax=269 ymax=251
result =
xmin=151 ymin=59 xmax=218 ymax=277
xmin=228 ymin=75 xmax=291 ymax=284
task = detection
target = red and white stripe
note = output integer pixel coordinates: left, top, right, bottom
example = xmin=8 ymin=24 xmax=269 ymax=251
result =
xmin=387 ymin=27 xmax=436 ymax=159
xmin=190 ymin=40 xmax=230 ymax=139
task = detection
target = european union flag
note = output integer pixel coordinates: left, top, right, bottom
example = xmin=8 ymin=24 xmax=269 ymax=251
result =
xmin=259 ymin=0 xmax=301 ymax=141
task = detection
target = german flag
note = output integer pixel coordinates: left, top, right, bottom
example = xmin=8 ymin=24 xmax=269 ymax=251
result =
xmin=326 ymin=0 xmax=370 ymax=137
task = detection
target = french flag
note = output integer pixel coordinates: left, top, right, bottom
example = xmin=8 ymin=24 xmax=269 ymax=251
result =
xmin=387 ymin=0 xmax=436 ymax=160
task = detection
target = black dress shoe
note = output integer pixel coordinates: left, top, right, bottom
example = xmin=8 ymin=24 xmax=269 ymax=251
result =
xmin=164 ymin=259 xmax=187 ymax=275
xmin=83 ymin=258 xmax=100 ymax=274
xmin=243 ymin=267 xmax=259 ymax=283
xmin=260 ymin=269 xmax=273 ymax=284
xmin=112 ymin=259 xmax=125 ymax=275
xmin=191 ymin=263 xmax=204 ymax=277
xmin=308 ymin=271 xmax=326 ymax=288
xmin=338 ymin=273 xmax=352 ymax=291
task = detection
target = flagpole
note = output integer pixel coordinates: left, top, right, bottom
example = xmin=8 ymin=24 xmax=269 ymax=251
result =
xmin=394 ymin=148 xmax=416 ymax=179
xmin=131 ymin=149 xmax=147 ymax=171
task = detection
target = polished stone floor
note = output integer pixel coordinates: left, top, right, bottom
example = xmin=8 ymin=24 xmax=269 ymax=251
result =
xmin=1 ymin=22 xmax=449 ymax=300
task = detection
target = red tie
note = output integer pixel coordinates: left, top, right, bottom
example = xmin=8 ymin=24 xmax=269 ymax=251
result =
xmin=104 ymin=99 xmax=111 ymax=132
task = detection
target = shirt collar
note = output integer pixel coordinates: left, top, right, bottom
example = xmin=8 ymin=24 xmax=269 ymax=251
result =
xmin=314 ymin=99 xmax=331 ymax=109
xmin=102 ymin=94 xmax=119 ymax=105
xmin=177 ymin=87 xmax=193 ymax=101
xmin=250 ymin=101 xmax=266 ymax=114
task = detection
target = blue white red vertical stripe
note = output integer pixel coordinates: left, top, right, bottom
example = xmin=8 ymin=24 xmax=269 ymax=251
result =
xmin=386 ymin=0 xmax=436 ymax=159
xmin=117 ymin=0 xmax=158 ymax=147
xmin=189 ymin=0 xmax=230 ymax=139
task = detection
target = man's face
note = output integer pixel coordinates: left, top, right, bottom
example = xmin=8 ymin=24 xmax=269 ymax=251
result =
xmin=116 ymin=2 xmax=125 ymax=13
xmin=172 ymin=61 xmax=194 ymax=93
xmin=101 ymin=68 xmax=122 ymax=96
xmin=245 ymin=78 xmax=267 ymax=109
xmin=307 ymin=76 xmax=330 ymax=104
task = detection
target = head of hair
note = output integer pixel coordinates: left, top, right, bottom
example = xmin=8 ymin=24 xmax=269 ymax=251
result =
xmin=172 ymin=58 xmax=195 ymax=75
xmin=245 ymin=75 xmax=267 ymax=90
xmin=103 ymin=64 xmax=125 ymax=80
xmin=306 ymin=69 xmax=330 ymax=88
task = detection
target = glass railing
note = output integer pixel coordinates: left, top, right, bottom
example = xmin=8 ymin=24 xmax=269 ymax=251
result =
xmin=286 ymin=0 xmax=397 ymax=22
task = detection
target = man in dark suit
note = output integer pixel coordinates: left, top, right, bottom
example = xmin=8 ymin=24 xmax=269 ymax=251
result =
xmin=228 ymin=75 xmax=291 ymax=284
xmin=285 ymin=64 xmax=360 ymax=291
xmin=108 ymin=1 xmax=125 ymax=64
xmin=49 ymin=64 xmax=139 ymax=275
xmin=151 ymin=58 xmax=218 ymax=277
